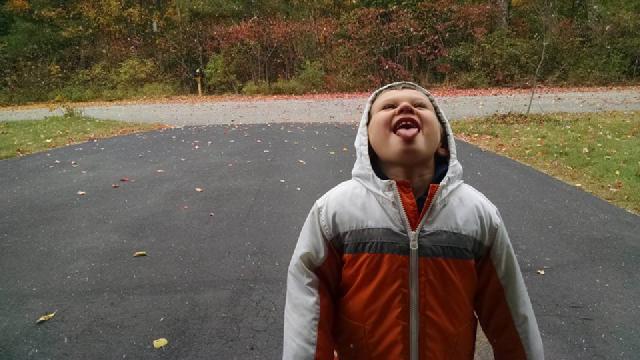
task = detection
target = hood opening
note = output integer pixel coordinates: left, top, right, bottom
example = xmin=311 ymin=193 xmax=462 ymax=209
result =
xmin=367 ymin=104 xmax=451 ymax=184
xmin=352 ymin=81 xmax=463 ymax=202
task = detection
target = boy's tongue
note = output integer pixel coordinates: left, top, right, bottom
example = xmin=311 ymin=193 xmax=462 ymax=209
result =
xmin=395 ymin=127 xmax=419 ymax=141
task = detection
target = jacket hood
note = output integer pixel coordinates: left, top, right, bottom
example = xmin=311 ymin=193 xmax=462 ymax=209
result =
xmin=351 ymin=81 xmax=464 ymax=203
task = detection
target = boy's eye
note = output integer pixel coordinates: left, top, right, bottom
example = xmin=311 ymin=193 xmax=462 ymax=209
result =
xmin=381 ymin=104 xmax=396 ymax=110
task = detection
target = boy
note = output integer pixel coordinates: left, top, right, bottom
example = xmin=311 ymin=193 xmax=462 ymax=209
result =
xmin=283 ymin=82 xmax=544 ymax=359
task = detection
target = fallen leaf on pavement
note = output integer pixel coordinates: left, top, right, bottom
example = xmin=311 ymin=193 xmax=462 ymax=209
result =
xmin=36 ymin=311 xmax=56 ymax=324
xmin=297 ymin=160 xmax=306 ymax=165
xmin=112 ymin=184 xmax=120 ymax=188
xmin=536 ymin=269 xmax=545 ymax=275
xmin=77 ymin=191 xmax=86 ymax=195
xmin=153 ymin=338 xmax=168 ymax=349
xmin=120 ymin=177 xmax=129 ymax=182
xmin=134 ymin=251 xmax=147 ymax=257
xmin=195 ymin=187 xmax=203 ymax=192
xmin=156 ymin=169 xmax=165 ymax=173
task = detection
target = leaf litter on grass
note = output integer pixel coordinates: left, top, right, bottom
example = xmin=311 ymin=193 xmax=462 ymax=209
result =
xmin=453 ymin=111 xmax=640 ymax=214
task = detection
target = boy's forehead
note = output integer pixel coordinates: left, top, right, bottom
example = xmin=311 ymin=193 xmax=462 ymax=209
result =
xmin=373 ymin=89 xmax=431 ymax=105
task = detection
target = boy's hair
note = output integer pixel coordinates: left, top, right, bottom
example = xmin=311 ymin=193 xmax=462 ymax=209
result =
xmin=367 ymin=82 xmax=448 ymax=151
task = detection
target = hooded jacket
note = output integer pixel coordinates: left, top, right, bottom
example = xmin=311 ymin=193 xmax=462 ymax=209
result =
xmin=283 ymin=82 xmax=544 ymax=360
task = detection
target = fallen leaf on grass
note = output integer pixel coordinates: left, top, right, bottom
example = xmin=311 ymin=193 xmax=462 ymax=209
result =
xmin=36 ymin=311 xmax=56 ymax=324
xmin=133 ymin=251 xmax=147 ymax=257
xmin=153 ymin=338 xmax=168 ymax=349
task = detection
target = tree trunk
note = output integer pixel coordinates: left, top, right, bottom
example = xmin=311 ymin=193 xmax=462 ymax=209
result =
xmin=494 ymin=0 xmax=509 ymax=30
xmin=527 ymin=37 xmax=548 ymax=114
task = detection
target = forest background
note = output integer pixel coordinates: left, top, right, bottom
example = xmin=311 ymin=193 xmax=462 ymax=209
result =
xmin=1 ymin=0 xmax=638 ymax=105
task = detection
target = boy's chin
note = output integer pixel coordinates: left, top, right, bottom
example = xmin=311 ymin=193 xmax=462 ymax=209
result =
xmin=381 ymin=153 xmax=433 ymax=168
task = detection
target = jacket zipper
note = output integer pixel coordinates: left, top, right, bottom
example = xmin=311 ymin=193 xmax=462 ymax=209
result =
xmin=392 ymin=181 xmax=442 ymax=360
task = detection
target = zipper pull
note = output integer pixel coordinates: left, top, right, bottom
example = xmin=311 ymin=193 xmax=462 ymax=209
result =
xmin=409 ymin=230 xmax=418 ymax=250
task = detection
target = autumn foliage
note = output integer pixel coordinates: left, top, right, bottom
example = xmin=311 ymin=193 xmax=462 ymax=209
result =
xmin=0 ymin=0 xmax=638 ymax=104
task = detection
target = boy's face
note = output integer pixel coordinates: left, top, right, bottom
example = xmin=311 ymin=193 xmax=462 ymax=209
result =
xmin=368 ymin=89 xmax=447 ymax=168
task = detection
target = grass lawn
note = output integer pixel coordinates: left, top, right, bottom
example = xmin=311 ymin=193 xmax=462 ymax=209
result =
xmin=0 ymin=115 xmax=172 ymax=160
xmin=452 ymin=111 xmax=640 ymax=214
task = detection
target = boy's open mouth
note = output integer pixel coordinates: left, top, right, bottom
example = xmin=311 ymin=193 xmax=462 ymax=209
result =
xmin=392 ymin=117 xmax=421 ymax=141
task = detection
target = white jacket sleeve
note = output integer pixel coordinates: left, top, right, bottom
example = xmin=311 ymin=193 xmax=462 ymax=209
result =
xmin=283 ymin=201 xmax=339 ymax=359
xmin=474 ymin=209 xmax=545 ymax=359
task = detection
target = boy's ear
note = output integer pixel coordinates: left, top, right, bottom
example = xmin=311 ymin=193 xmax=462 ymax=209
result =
xmin=436 ymin=146 xmax=450 ymax=157
xmin=437 ymin=123 xmax=450 ymax=157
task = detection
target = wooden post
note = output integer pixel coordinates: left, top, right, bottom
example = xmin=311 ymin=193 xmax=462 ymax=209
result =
xmin=195 ymin=68 xmax=203 ymax=96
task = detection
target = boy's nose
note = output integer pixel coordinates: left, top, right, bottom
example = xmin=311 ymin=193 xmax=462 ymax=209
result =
xmin=395 ymin=102 xmax=416 ymax=115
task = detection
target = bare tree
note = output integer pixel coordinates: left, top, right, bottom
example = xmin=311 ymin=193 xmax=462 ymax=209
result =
xmin=527 ymin=0 xmax=554 ymax=115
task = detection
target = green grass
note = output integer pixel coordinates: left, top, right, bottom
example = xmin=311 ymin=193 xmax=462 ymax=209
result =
xmin=452 ymin=111 xmax=640 ymax=214
xmin=0 ymin=115 xmax=171 ymax=160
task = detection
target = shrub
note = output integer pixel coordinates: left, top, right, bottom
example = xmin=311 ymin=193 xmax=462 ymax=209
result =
xmin=204 ymin=53 xmax=239 ymax=93
xmin=241 ymin=80 xmax=269 ymax=95
xmin=140 ymin=82 xmax=178 ymax=97
xmin=48 ymin=85 xmax=97 ymax=102
xmin=471 ymin=31 xmax=538 ymax=85
xmin=111 ymin=58 xmax=158 ymax=88
xmin=271 ymin=78 xmax=306 ymax=94
xmin=295 ymin=60 xmax=325 ymax=92
xmin=454 ymin=71 xmax=491 ymax=88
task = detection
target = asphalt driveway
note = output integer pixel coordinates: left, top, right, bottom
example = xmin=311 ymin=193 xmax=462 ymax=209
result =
xmin=1 ymin=123 xmax=638 ymax=359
